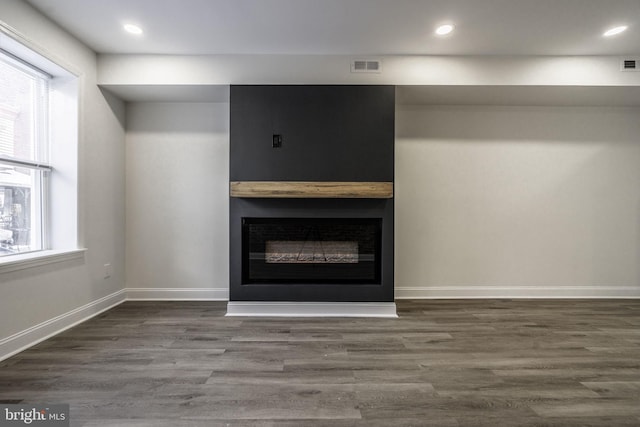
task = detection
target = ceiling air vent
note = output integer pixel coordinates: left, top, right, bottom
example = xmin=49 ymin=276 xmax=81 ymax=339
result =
xmin=621 ymin=58 xmax=639 ymax=71
xmin=351 ymin=59 xmax=382 ymax=73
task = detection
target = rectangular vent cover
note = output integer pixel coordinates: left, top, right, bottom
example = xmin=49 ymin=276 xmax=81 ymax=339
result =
xmin=621 ymin=58 xmax=639 ymax=71
xmin=351 ymin=59 xmax=382 ymax=73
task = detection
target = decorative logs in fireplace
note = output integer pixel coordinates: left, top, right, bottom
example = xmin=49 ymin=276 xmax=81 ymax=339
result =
xmin=242 ymin=217 xmax=382 ymax=285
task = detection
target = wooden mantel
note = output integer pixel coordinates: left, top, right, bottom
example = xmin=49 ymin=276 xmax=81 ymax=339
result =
xmin=230 ymin=181 xmax=393 ymax=199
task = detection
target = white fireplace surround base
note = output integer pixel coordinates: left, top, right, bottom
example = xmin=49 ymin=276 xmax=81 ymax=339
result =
xmin=226 ymin=301 xmax=398 ymax=318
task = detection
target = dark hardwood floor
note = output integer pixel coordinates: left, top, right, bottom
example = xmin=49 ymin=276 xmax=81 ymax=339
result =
xmin=1 ymin=299 xmax=639 ymax=426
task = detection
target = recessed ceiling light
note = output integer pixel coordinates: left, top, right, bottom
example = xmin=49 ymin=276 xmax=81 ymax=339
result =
xmin=603 ymin=25 xmax=627 ymax=37
xmin=435 ymin=24 xmax=455 ymax=36
xmin=123 ymin=23 xmax=143 ymax=35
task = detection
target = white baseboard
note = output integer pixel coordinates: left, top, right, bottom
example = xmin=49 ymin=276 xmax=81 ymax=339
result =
xmin=0 ymin=289 xmax=126 ymax=362
xmin=126 ymin=287 xmax=229 ymax=301
xmin=226 ymin=301 xmax=398 ymax=317
xmin=395 ymin=286 xmax=640 ymax=299
xmin=0 ymin=287 xmax=227 ymax=362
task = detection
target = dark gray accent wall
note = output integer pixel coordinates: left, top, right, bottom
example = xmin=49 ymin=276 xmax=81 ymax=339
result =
xmin=229 ymin=85 xmax=395 ymax=302
xmin=230 ymin=85 xmax=395 ymax=182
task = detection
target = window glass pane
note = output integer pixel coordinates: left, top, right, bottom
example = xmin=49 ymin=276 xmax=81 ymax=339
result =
xmin=0 ymin=167 xmax=44 ymax=254
xmin=0 ymin=57 xmax=47 ymax=163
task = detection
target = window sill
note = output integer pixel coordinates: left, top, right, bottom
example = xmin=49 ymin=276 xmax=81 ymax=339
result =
xmin=0 ymin=249 xmax=87 ymax=275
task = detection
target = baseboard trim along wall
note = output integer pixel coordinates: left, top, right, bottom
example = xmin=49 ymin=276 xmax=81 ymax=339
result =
xmin=226 ymin=301 xmax=398 ymax=318
xmin=0 ymin=289 xmax=127 ymax=362
xmin=0 ymin=287 xmax=228 ymax=362
xmin=395 ymin=286 xmax=640 ymax=299
xmin=126 ymin=287 xmax=229 ymax=301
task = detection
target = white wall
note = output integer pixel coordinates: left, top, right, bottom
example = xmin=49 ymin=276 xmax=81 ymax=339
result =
xmin=125 ymin=102 xmax=640 ymax=301
xmin=395 ymin=105 xmax=640 ymax=298
xmin=98 ymin=54 xmax=640 ymax=87
xmin=0 ymin=0 xmax=126 ymax=359
xmin=125 ymin=103 xmax=229 ymax=299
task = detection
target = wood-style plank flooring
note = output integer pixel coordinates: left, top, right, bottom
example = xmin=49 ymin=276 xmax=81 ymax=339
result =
xmin=1 ymin=300 xmax=640 ymax=426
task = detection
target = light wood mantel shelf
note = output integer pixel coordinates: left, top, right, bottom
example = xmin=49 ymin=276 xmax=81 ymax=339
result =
xmin=230 ymin=181 xmax=393 ymax=199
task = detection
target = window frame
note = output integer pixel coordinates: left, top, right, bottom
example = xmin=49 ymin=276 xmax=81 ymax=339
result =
xmin=0 ymin=47 xmax=53 ymax=256
xmin=0 ymin=24 xmax=84 ymax=272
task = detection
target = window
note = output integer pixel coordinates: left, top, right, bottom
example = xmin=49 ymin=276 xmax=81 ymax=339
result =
xmin=0 ymin=29 xmax=79 ymax=269
xmin=0 ymin=51 xmax=51 ymax=256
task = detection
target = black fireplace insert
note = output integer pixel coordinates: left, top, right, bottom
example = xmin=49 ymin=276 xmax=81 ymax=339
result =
xmin=242 ymin=217 xmax=382 ymax=284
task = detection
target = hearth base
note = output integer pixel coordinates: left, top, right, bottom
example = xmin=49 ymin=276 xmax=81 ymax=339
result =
xmin=226 ymin=301 xmax=397 ymax=318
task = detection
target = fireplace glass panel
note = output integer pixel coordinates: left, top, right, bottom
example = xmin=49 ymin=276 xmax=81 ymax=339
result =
xmin=242 ymin=218 xmax=381 ymax=284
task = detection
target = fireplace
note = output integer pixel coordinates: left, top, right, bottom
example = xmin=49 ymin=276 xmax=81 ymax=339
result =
xmin=229 ymin=198 xmax=393 ymax=303
xmin=228 ymin=85 xmax=395 ymax=314
xmin=242 ymin=217 xmax=382 ymax=284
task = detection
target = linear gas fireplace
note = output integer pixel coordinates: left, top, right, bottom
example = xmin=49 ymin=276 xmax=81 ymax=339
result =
xmin=243 ymin=217 xmax=382 ymax=284
xmin=228 ymin=85 xmax=395 ymax=315
xmin=229 ymin=197 xmax=393 ymax=304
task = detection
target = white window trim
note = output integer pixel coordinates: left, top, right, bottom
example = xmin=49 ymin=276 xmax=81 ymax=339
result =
xmin=1 ymin=23 xmax=81 ymax=268
xmin=0 ymin=248 xmax=86 ymax=274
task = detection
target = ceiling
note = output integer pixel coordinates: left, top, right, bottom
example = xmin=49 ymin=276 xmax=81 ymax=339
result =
xmin=25 ymin=0 xmax=640 ymax=56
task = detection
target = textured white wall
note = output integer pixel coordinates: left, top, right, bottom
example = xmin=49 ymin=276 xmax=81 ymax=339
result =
xmin=395 ymin=105 xmax=640 ymax=298
xmin=97 ymin=54 xmax=640 ymax=87
xmin=0 ymin=0 xmax=126 ymax=353
xmin=125 ymin=103 xmax=229 ymax=299
xmin=125 ymin=103 xmax=640 ymax=300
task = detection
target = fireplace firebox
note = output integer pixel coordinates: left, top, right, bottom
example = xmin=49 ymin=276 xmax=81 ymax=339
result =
xmin=242 ymin=218 xmax=382 ymax=284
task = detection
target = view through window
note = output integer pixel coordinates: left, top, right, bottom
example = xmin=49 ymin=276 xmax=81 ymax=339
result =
xmin=0 ymin=51 xmax=50 ymax=256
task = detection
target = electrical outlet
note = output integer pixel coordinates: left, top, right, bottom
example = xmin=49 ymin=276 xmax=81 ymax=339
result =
xmin=272 ymin=134 xmax=282 ymax=148
xmin=104 ymin=263 xmax=111 ymax=279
